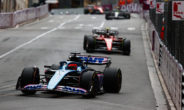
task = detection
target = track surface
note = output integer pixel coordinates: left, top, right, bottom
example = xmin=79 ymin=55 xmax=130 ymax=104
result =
xmin=0 ymin=14 xmax=156 ymax=110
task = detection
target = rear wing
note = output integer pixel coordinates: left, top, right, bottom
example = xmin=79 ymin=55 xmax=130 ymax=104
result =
xmin=77 ymin=55 xmax=111 ymax=66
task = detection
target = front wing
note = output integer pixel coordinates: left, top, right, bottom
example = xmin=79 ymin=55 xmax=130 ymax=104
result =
xmin=18 ymin=84 xmax=88 ymax=95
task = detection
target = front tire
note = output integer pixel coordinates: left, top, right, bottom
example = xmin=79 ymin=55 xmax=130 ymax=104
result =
xmin=80 ymin=71 xmax=99 ymax=98
xmin=105 ymin=14 xmax=111 ymax=20
xmin=20 ymin=67 xmax=40 ymax=95
xmin=85 ymin=36 xmax=95 ymax=53
xmin=103 ymin=67 xmax=122 ymax=93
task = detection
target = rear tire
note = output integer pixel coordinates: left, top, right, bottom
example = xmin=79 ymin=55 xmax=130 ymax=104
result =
xmin=84 ymin=9 xmax=89 ymax=14
xmin=20 ymin=67 xmax=40 ymax=95
xmin=80 ymin=71 xmax=99 ymax=98
xmin=105 ymin=14 xmax=111 ymax=20
xmin=103 ymin=68 xmax=122 ymax=93
xmin=123 ymin=39 xmax=131 ymax=55
xmin=126 ymin=14 xmax=130 ymax=19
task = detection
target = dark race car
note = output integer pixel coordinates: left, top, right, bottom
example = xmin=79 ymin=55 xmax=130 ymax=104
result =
xmin=105 ymin=9 xmax=130 ymax=20
xmin=83 ymin=28 xmax=131 ymax=55
xmin=84 ymin=5 xmax=104 ymax=14
xmin=16 ymin=53 xmax=122 ymax=98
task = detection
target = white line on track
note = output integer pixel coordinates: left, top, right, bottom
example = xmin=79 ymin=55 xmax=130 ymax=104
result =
xmin=48 ymin=20 xmax=54 ymax=23
xmin=41 ymin=27 xmax=49 ymax=30
xmin=93 ymin=20 xmax=105 ymax=29
xmin=0 ymin=15 xmax=81 ymax=59
xmin=91 ymin=16 xmax=96 ymax=19
xmin=127 ymin=27 xmax=136 ymax=31
xmin=99 ymin=20 xmax=105 ymax=28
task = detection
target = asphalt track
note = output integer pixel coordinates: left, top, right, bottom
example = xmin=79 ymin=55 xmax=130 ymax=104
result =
xmin=0 ymin=14 xmax=165 ymax=110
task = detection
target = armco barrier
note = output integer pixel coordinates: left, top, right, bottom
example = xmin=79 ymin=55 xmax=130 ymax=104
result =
xmin=13 ymin=9 xmax=27 ymax=26
xmin=0 ymin=13 xmax=13 ymax=28
xmin=0 ymin=4 xmax=48 ymax=29
xmin=38 ymin=5 xmax=49 ymax=17
xmin=144 ymin=11 xmax=184 ymax=110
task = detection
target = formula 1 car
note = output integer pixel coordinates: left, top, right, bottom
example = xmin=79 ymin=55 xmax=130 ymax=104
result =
xmin=105 ymin=9 xmax=130 ymax=20
xmin=84 ymin=5 xmax=104 ymax=14
xmin=83 ymin=28 xmax=131 ymax=55
xmin=16 ymin=53 xmax=122 ymax=98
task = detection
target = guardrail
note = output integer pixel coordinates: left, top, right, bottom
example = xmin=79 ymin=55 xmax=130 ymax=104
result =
xmin=0 ymin=4 xmax=48 ymax=29
xmin=143 ymin=11 xmax=184 ymax=110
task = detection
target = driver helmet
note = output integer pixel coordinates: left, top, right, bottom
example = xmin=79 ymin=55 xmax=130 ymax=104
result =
xmin=68 ymin=64 xmax=77 ymax=70
xmin=105 ymin=27 xmax=111 ymax=36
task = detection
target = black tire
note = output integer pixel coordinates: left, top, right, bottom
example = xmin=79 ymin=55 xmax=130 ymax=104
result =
xmin=83 ymin=35 xmax=88 ymax=50
xmin=123 ymin=39 xmax=131 ymax=55
xmin=103 ymin=67 xmax=122 ymax=93
xmin=20 ymin=67 xmax=40 ymax=95
xmin=84 ymin=9 xmax=89 ymax=14
xmin=105 ymin=14 xmax=111 ymax=20
xmin=80 ymin=71 xmax=99 ymax=98
xmin=126 ymin=14 xmax=130 ymax=19
xmin=85 ymin=36 xmax=95 ymax=53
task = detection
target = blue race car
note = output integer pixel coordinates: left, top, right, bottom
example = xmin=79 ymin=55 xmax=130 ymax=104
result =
xmin=16 ymin=53 xmax=122 ymax=98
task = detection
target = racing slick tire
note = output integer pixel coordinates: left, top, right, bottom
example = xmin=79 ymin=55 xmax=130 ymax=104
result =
xmin=126 ymin=14 xmax=130 ymax=19
xmin=103 ymin=67 xmax=122 ymax=93
xmin=85 ymin=36 xmax=95 ymax=53
xmin=83 ymin=35 xmax=88 ymax=50
xmin=105 ymin=14 xmax=112 ymax=20
xmin=84 ymin=9 xmax=89 ymax=14
xmin=20 ymin=67 xmax=40 ymax=95
xmin=80 ymin=71 xmax=99 ymax=98
xmin=123 ymin=39 xmax=131 ymax=55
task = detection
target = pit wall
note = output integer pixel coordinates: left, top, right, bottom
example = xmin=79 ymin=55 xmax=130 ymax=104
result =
xmin=143 ymin=11 xmax=183 ymax=110
xmin=0 ymin=4 xmax=48 ymax=29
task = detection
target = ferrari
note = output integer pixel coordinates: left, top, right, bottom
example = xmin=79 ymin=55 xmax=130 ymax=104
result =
xmin=83 ymin=28 xmax=131 ymax=55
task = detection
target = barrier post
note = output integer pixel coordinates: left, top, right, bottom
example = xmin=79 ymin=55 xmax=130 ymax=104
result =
xmin=152 ymin=30 xmax=155 ymax=51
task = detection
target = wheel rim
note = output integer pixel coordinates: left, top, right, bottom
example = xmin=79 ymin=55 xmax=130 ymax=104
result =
xmin=89 ymin=74 xmax=98 ymax=96
xmin=86 ymin=41 xmax=89 ymax=50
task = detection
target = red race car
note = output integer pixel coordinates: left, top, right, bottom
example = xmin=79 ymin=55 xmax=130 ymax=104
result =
xmin=83 ymin=28 xmax=131 ymax=55
xmin=84 ymin=5 xmax=104 ymax=14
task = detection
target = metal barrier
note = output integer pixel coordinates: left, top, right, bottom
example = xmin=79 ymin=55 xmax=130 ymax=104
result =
xmin=144 ymin=11 xmax=184 ymax=110
xmin=0 ymin=13 xmax=13 ymax=28
xmin=0 ymin=4 xmax=48 ymax=29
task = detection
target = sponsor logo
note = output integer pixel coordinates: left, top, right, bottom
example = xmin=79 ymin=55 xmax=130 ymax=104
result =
xmin=79 ymin=56 xmax=106 ymax=64
xmin=24 ymin=84 xmax=42 ymax=90
xmin=58 ymin=86 xmax=86 ymax=94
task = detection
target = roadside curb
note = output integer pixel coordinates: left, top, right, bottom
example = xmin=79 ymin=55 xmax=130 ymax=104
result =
xmin=141 ymin=22 xmax=168 ymax=110
xmin=143 ymin=22 xmax=176 ymax=110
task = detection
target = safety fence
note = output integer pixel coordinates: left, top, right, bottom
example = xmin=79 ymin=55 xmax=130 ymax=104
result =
xmin=143 ymin=11 xmax=184 ymax=110
xmin=0 ymin=4 xmax=48 ymax=29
